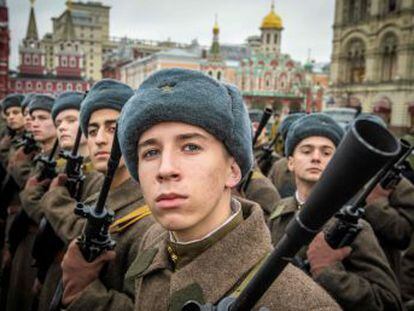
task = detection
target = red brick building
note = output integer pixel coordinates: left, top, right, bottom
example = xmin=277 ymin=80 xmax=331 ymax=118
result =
xmin=7 ymin=2 xmax=89 ymax=95
xmin=0 ymin=0 xmax=9 ymax=98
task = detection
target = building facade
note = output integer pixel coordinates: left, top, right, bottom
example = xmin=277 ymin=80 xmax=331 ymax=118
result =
xmin=51 ymin=1 xmax=110 ymax=81
xmin=330 ymin=0 xmax=414 ymax=130
xmin=0 ymin=0 xmax=9 ymax=99
xmin=235 ymin=2 xmax=319 ymax=113
xmin=8 ymin=1 xmax=89 ymax=95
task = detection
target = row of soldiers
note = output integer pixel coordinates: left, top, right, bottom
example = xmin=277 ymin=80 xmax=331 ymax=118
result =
xmin=0 ymin=68 xmax=412 ymax=310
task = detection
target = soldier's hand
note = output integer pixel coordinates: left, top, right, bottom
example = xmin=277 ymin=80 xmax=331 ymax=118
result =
xmin=61 ymin=240 xmax=116 ymax=306
xmin=24 ymin=176 xmax=51 ymax=190
xmin=366 ymin=184 xmax=392 ymax=205
xmin=1 ymin=246 xmax=12 ymax=270
xmin=14 ymin=147 xmax=34 ymax=163
xmin=307 ymin=232 xmax=352 ymax=277
xmin=50 ymin=173 xmax=68 ymax=189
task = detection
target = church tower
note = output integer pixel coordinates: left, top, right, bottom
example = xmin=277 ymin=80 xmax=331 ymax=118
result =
xmin=53 ymin=0 xmax=84 ymax=81
xmin=0 ymin=0 xmax=9 ymax=98
xmin=260 ymin=0 xmax=283 ymax=55
xmin=209 ymin=15 xmax=222 ymax=62
xmin=19 ymin=0 xmax=45 ymax=76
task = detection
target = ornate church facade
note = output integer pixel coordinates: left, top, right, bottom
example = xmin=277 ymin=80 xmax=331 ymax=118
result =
xmin=330 ymin=0 xmax=414 ymax=130
xmin=235 ymin=2 xmax=323 ymax=113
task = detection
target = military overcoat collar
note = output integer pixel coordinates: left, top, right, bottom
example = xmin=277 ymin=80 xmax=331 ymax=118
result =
xmin=140 ymin=199 xmax=272 ymax=305
xmin=269 ymin=196 xmax=299 ymax=220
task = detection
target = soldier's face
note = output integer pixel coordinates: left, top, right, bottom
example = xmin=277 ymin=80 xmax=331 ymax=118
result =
xmin=87 ymin=109 xmax=123 ymax=173
xmin=288 ymin=136 xmax=335 ymax=184
xmin=31 ymin=110 xmax=56 ymax=144
xmin=137 ymin=122 xmax=241 ymax=242
xmin=55 ymin=109 xmax=84 ymax=151
xmin=23 ymin=108 xmax=33 ymax=131
xmin=5 ymin=107 xmax=25 ymax=130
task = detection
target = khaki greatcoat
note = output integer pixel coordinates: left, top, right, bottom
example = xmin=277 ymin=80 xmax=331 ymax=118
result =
xmin=132 ymin=198 xmax=340 ymax=311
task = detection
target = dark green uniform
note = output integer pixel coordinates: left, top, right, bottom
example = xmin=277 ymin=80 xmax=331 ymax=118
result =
xmin=401 ymin=233 xmax=414 ymax=305
xmin=363 ymin=177 xmax=414 ymax=278
xmin=43 ymin=178 xmax=154 ymax=310
xmin=28 ymin=165 xmax=103 ymax=311
xmin=268 ymin=197 xmax=403 ymax=311
xmin=267 ymin=157 xmax=296 ymax=198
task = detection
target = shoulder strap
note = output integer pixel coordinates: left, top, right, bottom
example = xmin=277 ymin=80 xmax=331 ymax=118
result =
xmin=230 ymin=253 xmax=270 ymax=298
xmin=109 ymin=204 xmax=152 ymax=234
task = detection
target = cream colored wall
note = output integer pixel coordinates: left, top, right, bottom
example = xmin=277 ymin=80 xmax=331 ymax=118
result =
xmin=330 ymin=0 xmax=414 ymax=127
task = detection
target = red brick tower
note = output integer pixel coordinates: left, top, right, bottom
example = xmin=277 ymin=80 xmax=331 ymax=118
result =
xmin=19 ymin=0 xmax=45 ymax=76
xmin=0 ymin=0 xmax=9 ymax=98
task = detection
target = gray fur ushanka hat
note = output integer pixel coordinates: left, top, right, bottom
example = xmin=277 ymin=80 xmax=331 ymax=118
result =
xmin=285 ymin=113 xmax=344 ymax=156
xmin=2 ymin=94 xmax=25 ymax=113
xmin=29 ymin=94 xmax=55 ymax=114
xmin=21 ymin=93 xmax=36 ymax=113
xmin=80 ymin=79 xmax=133 ymax=136
xmin=117 ymin=68 xmax=253 ymax=181
xmin=51 ymin=91 xmax=84 ymax=122
xmin=279 ymin=112 xmax=306 ymax=141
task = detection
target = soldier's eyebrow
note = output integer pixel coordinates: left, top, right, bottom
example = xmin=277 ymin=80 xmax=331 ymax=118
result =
xmin=138 ymin=132 xmax=208 ymax=151
xmin=104 ymin=119 xmax=117 ymax=127
xmin=177 ymin=132 xmax=208 ymax=142
xmin=138 ymin=138 xmax=158 ymax=151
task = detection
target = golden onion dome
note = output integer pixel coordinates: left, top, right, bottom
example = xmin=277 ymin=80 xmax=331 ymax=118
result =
xmin=261 ymin=2 xmax=283 ymax=30
xmin=213 ymin=14 xmax=219 ymax=35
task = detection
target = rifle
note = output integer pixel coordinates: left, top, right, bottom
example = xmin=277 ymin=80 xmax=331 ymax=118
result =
xmin=239 ymin=107 xmax=273 ymax=193
xmin=8 ymin=139 xmax=59 ymax=255
xmin=32 ymin=127 xmax=85 ymax=284
xmin=182 ymin=118 xmax=400 ymax=311
xmin=15 ymin=131 xmax=41 ymax=155
xmin=257 ymin=132 xmax=280 ymax=176
xmin=34 ymin=139 xmax=59 ymax=181
xmin=50 ymin=125 xmax=120 ymax=311
xmin=324 ymin=138 xmax=413 ymax=250
xmin=6 ymin=126 xmax=17 ymax=139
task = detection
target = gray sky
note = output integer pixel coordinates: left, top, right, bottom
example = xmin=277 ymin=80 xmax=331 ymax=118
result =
xmin=7 ymin=0 xmax=336 ymax=69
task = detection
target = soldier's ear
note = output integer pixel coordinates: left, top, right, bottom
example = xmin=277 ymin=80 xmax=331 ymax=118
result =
xmin=287 ymin=156 xmax=295 ymax=172
xmin=226 ymin=158 xmax=242 ymax=189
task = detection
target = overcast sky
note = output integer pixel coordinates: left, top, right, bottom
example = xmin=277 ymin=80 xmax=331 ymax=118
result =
xmin=7 ymin=0 xmax=336 ymax=69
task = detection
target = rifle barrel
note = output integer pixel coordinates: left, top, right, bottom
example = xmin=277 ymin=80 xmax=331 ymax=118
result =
xmin=94 ymin=125 xmax=121 ymax=214
xmin=71 ymin=127 xmax=83 ymax=157
xmin=252 ymin=107 xmax=272 ymax=146
xmin=48 ymin=139 xmax=59 ymax=161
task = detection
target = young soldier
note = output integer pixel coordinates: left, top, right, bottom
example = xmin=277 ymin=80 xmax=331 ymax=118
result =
xmin=268 ymin=113 xmax=403 ymax=310
xmin=55 ymin=79 xmax=154 ymax=310
xmin=20 ymin=91 xmax=104 ymax=311
xmin=267 ymin=112 xmax=304 ymax=198
xmin=7 ymin=93 xmax=39 ymax=188
xmin=0 ymin=94 xmax=25 ymax=167
xmin=115 ymin=69 xmax=338 ymax=310
xmin=6 ymin=94 xmax=57 ymax=311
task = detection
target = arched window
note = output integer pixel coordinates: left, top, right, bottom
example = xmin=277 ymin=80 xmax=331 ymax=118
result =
xmin=345 ymin=0 xmax=369 ymax=23
xmin=217 ymin=71 xmax=221 ymax=80
xmin=346 ymin=39 xmax=366 ymax=83
xmin=387 ymin=0 xmax=398 ymax=13
xmin=380 ymin=33 xmax=398 ymax=81
xmin=266 ymin=33 xmax=271 ymax=44
xmin=274 ymin=34 xmax=278 ymax=44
